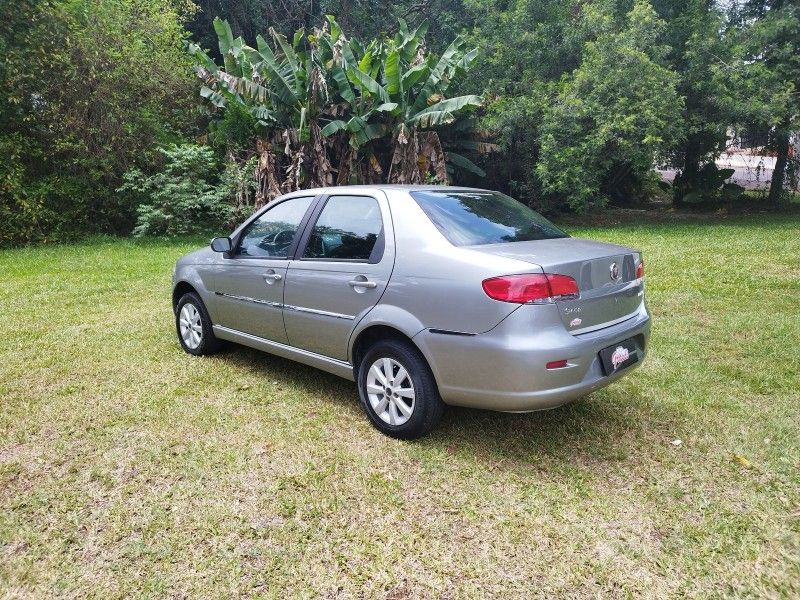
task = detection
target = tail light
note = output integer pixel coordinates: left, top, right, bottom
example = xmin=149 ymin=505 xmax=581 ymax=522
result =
xmin=482 ymin=273 xmax=579 ymax=304
xmin=636 ymin=259 xmax=645 ymax=280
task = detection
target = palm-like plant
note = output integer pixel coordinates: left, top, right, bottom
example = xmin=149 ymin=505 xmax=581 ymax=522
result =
xmin=190 ymin=19 xmax=334 ymax=204
xmin=381 ymin=22 xmax=482 ymax=183
xmin=190 ymin=15 xmax=482 ymax=198
xmin=320 ymin=19 xmax=482 ymax=183
xmin=435 ymin=115 xmax=502 ymax=181
xmin=316 ymin=19 xmax=398 ymax=184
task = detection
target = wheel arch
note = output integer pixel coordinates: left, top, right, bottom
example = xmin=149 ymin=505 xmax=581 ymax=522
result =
xmin=172 ymin=280 xmax=199 ymax=312
xmin=351 ymin=325 xmax=418 ymax=374
xmin=348 ymin=305 xmax=437 ymax=385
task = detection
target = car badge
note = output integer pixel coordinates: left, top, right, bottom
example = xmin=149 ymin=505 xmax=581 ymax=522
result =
xmin=609 ymin=262 xmax=620 ymax=281
xmin=569 ymin=318 xmax=582 ymax=328
xmin=611 ymin=346 xmax=630 ymax=370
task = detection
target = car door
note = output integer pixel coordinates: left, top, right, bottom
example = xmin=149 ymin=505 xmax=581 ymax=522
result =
xmin=283 ymin=193 xmax=395 ymax=360
xmin=212 ymin=195 xmax=316 ymax=342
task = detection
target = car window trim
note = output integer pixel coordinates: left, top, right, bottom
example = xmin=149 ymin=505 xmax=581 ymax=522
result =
xmin=294 ymin=194 xmax=386 ymax=264
xmin=228 ymin=195 xmax=321 ymax=260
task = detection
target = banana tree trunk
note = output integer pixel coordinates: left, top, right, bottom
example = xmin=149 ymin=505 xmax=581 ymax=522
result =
xmin=418 ymin=131 xmax=449 ymax=184
xmin=309 ymin=121 xmax=335 ymax=188
xmin=363 ymin=152 xmax=384 ymax=184
xmin=388 ymin=127 xmax=449 ymax=185
xmin=283 ymin=123 xmax=335 ymax=193
xmin=254 ymin=137 xmax=283 ymax=208
xmin=336 ymin=142 xmax=358 ymax=185
xmin=335 ymin=144 xmax=384 ymax=185
xmin=388 ymin=126 xmax=423 ymax=184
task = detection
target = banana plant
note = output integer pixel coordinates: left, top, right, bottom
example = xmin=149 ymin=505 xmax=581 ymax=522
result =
xmin=191 ymin=15 xmax=483 ymax=195
xmin=319 ymin=18 xmax=482 ymax=183
xmin=381 ymin=28 xmax=482 ymax=183
xmin=316 ymin=18 xmax=396 ymax=183
xmin=437 ymin=116 xmax=500 ymax=181
xmin=190 ymin=18 xmax=335 ymax=203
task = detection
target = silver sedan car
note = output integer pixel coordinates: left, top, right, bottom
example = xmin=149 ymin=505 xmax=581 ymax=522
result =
xmin=173 ymin=186 xmax=651 ymax=438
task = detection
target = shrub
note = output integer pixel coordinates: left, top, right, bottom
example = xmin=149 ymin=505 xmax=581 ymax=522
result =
xmin=119 ymin=145 xmax=233 ymax=237
xmin=0 ymin=0 xmax=202 ymax=245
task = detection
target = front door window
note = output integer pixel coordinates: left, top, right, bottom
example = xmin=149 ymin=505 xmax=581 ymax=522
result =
xmin=236 ymin=196 xmax=315 ymax=258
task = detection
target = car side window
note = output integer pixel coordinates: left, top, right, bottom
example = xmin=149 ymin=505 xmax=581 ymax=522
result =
xmin=236 ymin=196 xmax=314 ymax=258
xmin=303 ymin=195 xmax=383 ymax=261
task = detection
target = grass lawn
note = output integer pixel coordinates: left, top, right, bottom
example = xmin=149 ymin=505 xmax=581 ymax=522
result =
xmin=1 ymin=215 xmax=799 ymax=598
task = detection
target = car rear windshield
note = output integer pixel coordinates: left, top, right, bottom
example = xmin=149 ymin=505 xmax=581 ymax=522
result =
xmin=410 ymin=190 xmax=568 ymax=246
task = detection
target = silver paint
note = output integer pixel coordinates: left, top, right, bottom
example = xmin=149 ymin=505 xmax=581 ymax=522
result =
xmin=173 ymin=185 xmax=651 ymax=412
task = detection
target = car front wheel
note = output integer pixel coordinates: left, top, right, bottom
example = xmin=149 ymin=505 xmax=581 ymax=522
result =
xmin=357 ymin=339 xmax=444 ymax=439
xmin=175 ymin=292 xmax=222 ymax=356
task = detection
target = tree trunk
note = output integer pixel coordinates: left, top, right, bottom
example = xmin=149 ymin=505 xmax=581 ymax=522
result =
xmin=388 ymin=127 xmax=450 ymax=184
xmin=674 ymin=141 xmax=701 ymax=207
xmin=768 ymin=126 xmax=789 ymax=208
xmin=388 ymin=126 xmax=422 ymax=184
xmin=254 ymin=137 xmax=283 ymax=208
xmin=308 ymin=121 xmax=334 ymax=188
xmin=418 ymin=131 xmax=449 ymax=184
xmin=335 ymin=141 xmax=357 ymax=186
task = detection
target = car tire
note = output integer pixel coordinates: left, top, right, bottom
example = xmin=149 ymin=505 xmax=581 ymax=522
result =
xmin=175 ymin=292 xmax=222 ymax=356
xmin=357 ymin=339 xmax=445 ymax=439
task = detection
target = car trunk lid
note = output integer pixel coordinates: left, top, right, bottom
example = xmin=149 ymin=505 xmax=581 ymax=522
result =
xmin=469 ymin=238 xmax=644 ymax=333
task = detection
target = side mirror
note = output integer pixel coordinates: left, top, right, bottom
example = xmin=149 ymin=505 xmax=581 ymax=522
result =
xmin=210 ymin=237 xmax=232 ymax=253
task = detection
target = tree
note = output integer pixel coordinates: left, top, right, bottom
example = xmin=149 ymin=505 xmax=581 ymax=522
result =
xmin=651 ymin=0 xmax=734 ymax=205
xmin=350 ymin=21 xmax=481 ymax=183
xmin=0 ymin=0 xmax=202 ymax=245
xmin=190 ymin=15 xmax=481 ymax=202
xmin=729 ymin=0 xmax=799 ymax=206
xmin=462 ymin=0 xmax=683 ymax=211
xmin=537 ymin=1 xmax=682 ymax=211
xmin=192 ymin=18 xmax=347 ymax=202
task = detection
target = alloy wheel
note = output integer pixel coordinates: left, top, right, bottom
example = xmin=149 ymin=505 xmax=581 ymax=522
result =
xmin=366 ymin=357 xmax=416 ymax=426
xmin=179 ymin=303 xmax=203 ymax=349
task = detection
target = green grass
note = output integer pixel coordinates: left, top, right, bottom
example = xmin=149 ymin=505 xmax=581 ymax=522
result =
xmin=1 ymin=216 xmax=799 ymax=598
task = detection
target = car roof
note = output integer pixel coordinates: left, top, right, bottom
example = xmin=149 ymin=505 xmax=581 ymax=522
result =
xmin=280 ymin=184 xmax=489 ymax=198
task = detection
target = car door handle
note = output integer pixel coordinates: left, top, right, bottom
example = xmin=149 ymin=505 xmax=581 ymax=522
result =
xmin=263 ymin=272 xmax=282 ymax=282
xmin=348 ymin=279 xmax=377 ymax=289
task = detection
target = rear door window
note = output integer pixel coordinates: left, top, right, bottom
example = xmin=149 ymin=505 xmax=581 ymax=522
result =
xmin=302 ymin=195 xmax=384 ymax=262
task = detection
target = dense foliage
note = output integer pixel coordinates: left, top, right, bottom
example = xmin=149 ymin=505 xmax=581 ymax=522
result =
xmin=118 ymin=144 xmax=249 ymax=237
xmin=537 ymin=1 xmax=682 ymax=211
xmin=0 ymin=0 xmax=201 ymax=245
xmin=189 ymin=16 xmax=481 ymax=204
xmin=186 ymin=0 xmax=469 ymax=55
xmin=1 ymin=0 xmax=797 ymax=245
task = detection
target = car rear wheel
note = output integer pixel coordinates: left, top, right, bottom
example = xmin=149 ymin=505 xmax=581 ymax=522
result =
xmin=175 ymin=292 xmax=222 ymax=356
xmin=357 ymin=339 xmax=444 ymax=439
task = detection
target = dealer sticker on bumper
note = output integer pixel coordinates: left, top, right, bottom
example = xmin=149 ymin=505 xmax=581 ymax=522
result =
xmin=599 ymin=338 xmax=640 ymax=375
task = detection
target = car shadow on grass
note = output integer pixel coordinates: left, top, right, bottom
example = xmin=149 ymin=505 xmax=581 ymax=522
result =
xmin=427 ymin=392 xmax=660 ymax=471
xmin=215 ymin=345 xmax=665 ymax=469
xmin=211 ymin=344 xmax=359 ymax=401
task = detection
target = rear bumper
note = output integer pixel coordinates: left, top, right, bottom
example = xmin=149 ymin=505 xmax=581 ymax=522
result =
xmin=413 ymin=302 xmax=651 ymax=412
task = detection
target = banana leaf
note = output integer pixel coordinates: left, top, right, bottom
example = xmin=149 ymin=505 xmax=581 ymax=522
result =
xmin=411 ymin=95 xmax=482 ymax=127
xmin=446 ymin=151 xmax=486 ymax=177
